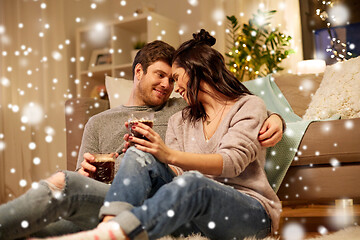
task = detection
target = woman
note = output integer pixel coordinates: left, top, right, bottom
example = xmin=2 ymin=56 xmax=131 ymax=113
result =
xmin=38 ymin=29 xmax=281 ymax=240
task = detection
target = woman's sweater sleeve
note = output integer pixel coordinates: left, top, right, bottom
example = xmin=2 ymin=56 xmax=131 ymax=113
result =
xmin=165 ymin=112 xmax=185 ymax=175
xmin=217 ymin=96 xmax=267 ymax=178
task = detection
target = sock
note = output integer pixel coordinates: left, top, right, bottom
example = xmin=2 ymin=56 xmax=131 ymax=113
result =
xmin=29 ymin=221 xmax=126 ymax=240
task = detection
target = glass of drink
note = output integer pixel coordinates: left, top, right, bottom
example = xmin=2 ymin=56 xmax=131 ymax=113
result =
xmin=87 ymin=153 xmax=116 ymax=184
xmin=128 ymin=111 xmax=154 ymax=145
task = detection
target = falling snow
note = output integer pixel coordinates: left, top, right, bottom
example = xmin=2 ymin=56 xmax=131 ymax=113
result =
xmin=141 ymin=205 xmax=148 ymax=211
xmin=318 ymin=225 xmax=328 ymax=235
xmin=0 ymin=2 xmax=358 ymax=239
xmin=175 ymin=177 xmax=186 ymax=187
xmin=19 ymin=179 xmax=27 ymax=187
xmin=123 ymin=178 xmax=131 ymax=186
xmin=33 ymin=157 xmax=41 ymax=165
xmin=21 ymin=220 xmax=29 ymax=229
xmin=32 ymin=182 xmax=40 ymax=189
xmin=167 ymin=209 xmax=175 ymax=218
xmin=208 ymin=221 xmax=216 ymax=229
xmin=282 ymin=222 xmax=305 ymax=240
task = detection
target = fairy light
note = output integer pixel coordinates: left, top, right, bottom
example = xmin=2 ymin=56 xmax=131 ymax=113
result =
xmin=316 ymin=0 xmax=351 ymax=61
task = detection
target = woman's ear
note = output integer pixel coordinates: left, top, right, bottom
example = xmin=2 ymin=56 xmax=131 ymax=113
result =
xmin=134 ymin=63 xmax=143 ymax=81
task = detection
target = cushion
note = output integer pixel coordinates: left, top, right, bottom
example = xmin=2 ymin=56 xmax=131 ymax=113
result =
xmin=105 ymin=76 xmax=134 ymax=108
xmin=105 ymin=76 xmax=180 ymax=108
xmin=303 ymin=57 xmax=360 ymax=120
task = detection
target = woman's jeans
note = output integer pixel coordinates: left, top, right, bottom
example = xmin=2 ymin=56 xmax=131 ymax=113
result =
xmin=101 ymin=147 xmax=271 ymax=240
xmin=0 ymin=171 xmax=110 ymax=240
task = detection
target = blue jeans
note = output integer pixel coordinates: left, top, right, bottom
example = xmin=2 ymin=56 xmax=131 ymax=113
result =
xmin=0 ymin=171 xmax=109 ymax=240
xmin=101 ymin=147 xmax=271 ymax=240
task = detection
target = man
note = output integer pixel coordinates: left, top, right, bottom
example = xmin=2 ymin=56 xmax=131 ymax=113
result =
xmin=0 ymin=41 xmax=283 ymax=239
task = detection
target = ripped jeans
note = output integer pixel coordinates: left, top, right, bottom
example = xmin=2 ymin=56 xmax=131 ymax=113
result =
xmin=100 ymin=147 xmax=271 ymax=240
xmin=0 ymin=171 xmax=110 ymax=240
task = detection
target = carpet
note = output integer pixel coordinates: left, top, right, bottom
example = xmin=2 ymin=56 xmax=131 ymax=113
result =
xmin=157 ymin=226 xmax=360 ymax=240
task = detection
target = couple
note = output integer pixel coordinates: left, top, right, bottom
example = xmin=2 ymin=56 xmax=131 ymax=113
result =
xmin=0 ymin=29 xmax=283 ymax=240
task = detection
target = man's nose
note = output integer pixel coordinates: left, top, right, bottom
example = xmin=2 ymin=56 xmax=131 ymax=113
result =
xmin=160 ymin=78 xmax=171 ymax=89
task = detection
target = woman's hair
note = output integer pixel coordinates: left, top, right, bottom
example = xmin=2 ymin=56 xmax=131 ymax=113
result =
xmin=132 ymin=40 xmax=175 ymax=77
xmin=172 ymin=29 xmax=252 ymax=123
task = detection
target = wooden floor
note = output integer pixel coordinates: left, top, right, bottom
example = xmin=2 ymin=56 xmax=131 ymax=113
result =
xmin=278 ymin=204 xmax=360 ymax=239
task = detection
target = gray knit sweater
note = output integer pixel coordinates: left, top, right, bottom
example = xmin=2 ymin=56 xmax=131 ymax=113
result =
xmin=76 ymin=98 xmax=187 ymax=171
xmin=165 ymin=95 xmax=281 ymax=232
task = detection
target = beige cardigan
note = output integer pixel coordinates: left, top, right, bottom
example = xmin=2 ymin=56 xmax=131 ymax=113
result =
xmin=165 ymin=95 xmax=281 ymax=232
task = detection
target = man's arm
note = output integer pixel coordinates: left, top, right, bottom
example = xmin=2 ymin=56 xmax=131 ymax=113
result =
xmin=76 ymin=117 xmax=100 ymax=176
xmin=258 ymin=113 xmax=285 ymax=147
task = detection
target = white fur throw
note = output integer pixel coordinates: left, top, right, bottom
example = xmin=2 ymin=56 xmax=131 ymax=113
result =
xmin=157 ymin=226 xmax=360 ymax=239
xmin=303 ymin=57 xmax=360 ymax=120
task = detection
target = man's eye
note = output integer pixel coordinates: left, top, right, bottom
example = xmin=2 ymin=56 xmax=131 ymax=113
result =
xmin=158 ymin=73 xmax=164 ymax=78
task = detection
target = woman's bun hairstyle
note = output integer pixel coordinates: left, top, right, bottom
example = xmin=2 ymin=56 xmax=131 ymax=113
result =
xmin=192 ymin=29 xmax=216 ymax=47
xmin=173 ymin=28 xmax=252 ymax=124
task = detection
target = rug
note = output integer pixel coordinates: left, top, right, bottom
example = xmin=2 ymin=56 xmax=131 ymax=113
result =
xmin=157 ymin=226 xmax=360 ymax=240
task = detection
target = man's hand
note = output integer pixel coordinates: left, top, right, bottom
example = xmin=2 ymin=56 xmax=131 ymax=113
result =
xmin=78 ymin=152 xmax=119 ymax=177
xmin=258 ymin=114 xmax=283 ymax=147
xmin=77 ymin=153 xmax=97 ymax=177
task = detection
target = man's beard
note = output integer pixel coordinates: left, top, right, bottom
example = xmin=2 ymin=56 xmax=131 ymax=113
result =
xmin=138 ymin=82 xmax=167 ymax=107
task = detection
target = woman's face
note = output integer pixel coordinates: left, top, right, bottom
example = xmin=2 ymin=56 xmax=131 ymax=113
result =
xmin=172 ymin=65 xmax=190 ymax=104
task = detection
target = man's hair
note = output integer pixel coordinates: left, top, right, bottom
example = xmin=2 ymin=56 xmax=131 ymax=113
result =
xmin=132 ymin=40 xmax=175 ymax=77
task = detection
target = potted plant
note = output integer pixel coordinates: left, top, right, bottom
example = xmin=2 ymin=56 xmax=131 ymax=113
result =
xmin=131 ymin=41 xmax=146 ymax=60
xmin=226 ymin=10 xmax=295 ymax=81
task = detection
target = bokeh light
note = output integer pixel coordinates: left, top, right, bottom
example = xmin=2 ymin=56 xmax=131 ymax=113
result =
xmin=282 ymin=222 xmax=305 ymax=240
xmin=328 ymin=4 xmax=349 ymax=25
xmin=22 ymin=102 xmax=44 ymax=125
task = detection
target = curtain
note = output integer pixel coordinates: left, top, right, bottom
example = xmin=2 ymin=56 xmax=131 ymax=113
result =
xmin=0 ymin=0 xmax=69 ymax=203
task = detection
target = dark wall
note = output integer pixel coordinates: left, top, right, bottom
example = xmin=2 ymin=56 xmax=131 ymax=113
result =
xmin=299 ymin=0 xmax=360 ymax=60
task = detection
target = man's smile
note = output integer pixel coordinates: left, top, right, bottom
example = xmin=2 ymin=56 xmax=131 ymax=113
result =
xmin=154 ymin=88 xmax=168 ymax=96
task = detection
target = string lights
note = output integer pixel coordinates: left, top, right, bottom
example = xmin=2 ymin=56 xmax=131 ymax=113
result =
xmin=316 ymin=0 xmax=352 ymax=61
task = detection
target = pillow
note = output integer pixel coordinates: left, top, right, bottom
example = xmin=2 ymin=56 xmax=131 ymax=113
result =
xmin=303 ymin=57 xmax=360 ymax=120
xmin=105 ymin=76 xmax=134 ymax=108
xmin=105 ymin=76 xmax=181 ymax=108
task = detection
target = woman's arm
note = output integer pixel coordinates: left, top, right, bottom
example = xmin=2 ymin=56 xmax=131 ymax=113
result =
xmin=216 ymin=96 xmax=268 ymax=178
xmin=169 ymin=150 xmax=223 ymax=176
xmin=258 ymin=113 xmax=284 ymax=147
xmin=128 ymin=122 xmax=223 ymax=176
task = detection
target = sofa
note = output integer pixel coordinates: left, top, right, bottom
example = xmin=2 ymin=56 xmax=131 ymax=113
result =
xmin=65 ymin=71 xmax=360 ymax=231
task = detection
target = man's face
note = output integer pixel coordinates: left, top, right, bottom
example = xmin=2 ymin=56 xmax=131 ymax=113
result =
xmin=136 ymin=61 xmax=174 ymax=107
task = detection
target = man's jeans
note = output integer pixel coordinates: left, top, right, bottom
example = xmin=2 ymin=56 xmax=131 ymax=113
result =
xmin=101 ymin=147 xmax=271 ymax=240
xmin=0 ymin=171 xmax=109 ymax=240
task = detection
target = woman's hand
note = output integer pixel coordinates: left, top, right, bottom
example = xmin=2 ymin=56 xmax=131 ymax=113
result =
xmin=258 ymin=114 xmax=283 ymax=147
xmin=122 ymin=122 xmax=131 ymax=153
xmin=129 ymin=122 xmax=173 ymax=164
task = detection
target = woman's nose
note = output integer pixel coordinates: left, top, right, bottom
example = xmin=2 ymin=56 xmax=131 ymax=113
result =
xmin=174 ymin=83 xmax=179 ymax=92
